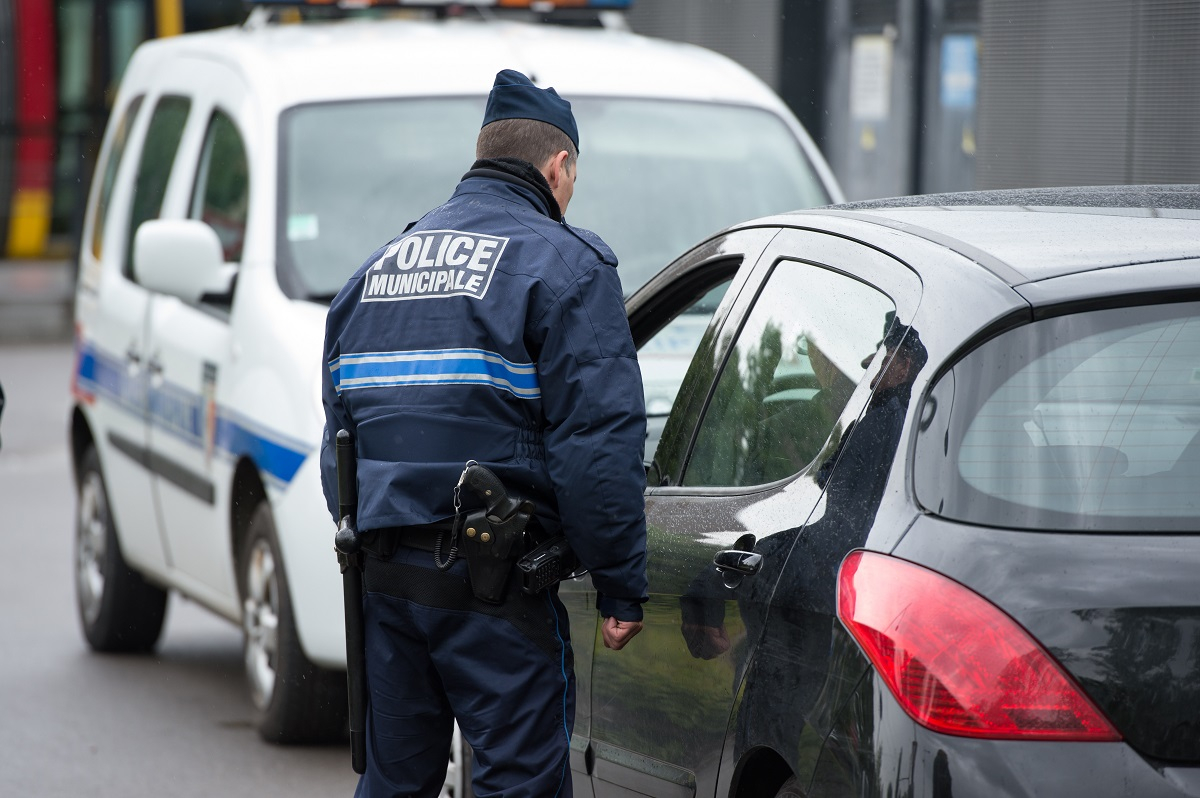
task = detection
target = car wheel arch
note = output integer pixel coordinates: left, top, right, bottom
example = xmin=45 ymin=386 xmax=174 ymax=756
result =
xmin=70 ymin=406 xmax=96 ymax=486
xmin=230 ymin=455 xmax=267 ymax=573
xmin=729 ymin=745 xmax=794 ymax=798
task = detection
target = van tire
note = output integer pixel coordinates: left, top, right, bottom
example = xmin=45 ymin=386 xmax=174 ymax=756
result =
xmin=74 ymin=447 xmax=168 ymax=653
xmin=239 ymin=499 xmax=347 ymax=743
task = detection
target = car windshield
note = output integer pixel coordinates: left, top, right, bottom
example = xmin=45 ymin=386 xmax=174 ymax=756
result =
xmin=280 ymin=96 xmax=829 ymax=300
xmin=914 ymin=300 xmax=1200 ymax=532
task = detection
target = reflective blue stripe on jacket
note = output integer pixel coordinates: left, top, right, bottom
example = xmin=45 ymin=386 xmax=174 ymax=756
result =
xmin=320 ymin=167 xmax=649 ymax=619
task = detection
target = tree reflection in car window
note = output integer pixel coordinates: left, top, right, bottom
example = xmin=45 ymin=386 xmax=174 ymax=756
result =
xmin=684 ymin=260 xmax=895 ymax=487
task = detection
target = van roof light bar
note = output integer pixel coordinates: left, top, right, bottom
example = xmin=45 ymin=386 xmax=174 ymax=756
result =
xmin=245 ymin=0 xmax=633 ymax=9
xmin=242 ymin=0 xmax=632 ymax=27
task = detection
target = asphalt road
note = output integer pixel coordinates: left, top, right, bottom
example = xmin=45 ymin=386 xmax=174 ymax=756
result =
xmin=0 ymin=341 xmax=359 ymax=797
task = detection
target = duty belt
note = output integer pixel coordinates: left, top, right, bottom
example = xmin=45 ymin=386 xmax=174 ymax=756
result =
xmin=365 ymin=522 xmax=455 ymax=556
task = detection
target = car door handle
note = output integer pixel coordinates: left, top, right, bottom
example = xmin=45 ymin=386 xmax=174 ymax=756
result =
xmin=713 ymin=549 xmax=762 ymax=576
xmin=125 ymin=346 xmax=142 ymax=366
xmin=713 ymin=549 xmax=762 ymax=588
xmin=147 ymin=354 xmax=164 ymax=376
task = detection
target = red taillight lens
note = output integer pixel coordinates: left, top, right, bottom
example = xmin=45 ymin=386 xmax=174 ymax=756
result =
xmin=837 ymin=550 xmax=1120 ymax=741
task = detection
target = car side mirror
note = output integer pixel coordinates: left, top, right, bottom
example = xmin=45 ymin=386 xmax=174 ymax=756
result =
xmin=134 ymin=219 xmax=235 ymax=304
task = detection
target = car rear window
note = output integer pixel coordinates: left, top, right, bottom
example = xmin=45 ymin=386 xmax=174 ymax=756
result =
xmin=914 ymin=301 xmax=1200 ymax=532
xmin=280 ymin=97 xmax=829 ymax=301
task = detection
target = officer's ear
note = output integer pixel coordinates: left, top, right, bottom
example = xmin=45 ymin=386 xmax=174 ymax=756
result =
xmin=544 ymin=150 xmax=571 ymax=188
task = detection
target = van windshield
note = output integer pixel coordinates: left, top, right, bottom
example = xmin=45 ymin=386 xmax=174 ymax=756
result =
xmin=280 ymin=96 xmax=830 ymax=300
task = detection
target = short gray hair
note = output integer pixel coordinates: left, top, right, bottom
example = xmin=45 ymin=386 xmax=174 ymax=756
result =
xmin=476 ymin=118 xmax=577 ymax=171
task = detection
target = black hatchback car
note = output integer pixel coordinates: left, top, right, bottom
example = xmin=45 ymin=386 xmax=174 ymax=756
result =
xmin=555 ymin=185 xmax=1200 ymax=798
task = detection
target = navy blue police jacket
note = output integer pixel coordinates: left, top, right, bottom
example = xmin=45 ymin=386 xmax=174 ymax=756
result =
xmin=320 ymin=161 xmax=649 ymax=621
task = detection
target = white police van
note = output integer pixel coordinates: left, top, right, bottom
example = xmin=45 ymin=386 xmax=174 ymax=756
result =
xmin=69 ymin=0 xmax=840 ymax=787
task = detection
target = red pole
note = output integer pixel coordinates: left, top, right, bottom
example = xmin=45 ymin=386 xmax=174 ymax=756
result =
xmin=6 ymin=0 xmax=57 ymax=257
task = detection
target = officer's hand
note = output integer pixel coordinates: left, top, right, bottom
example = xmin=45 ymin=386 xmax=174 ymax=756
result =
xmin=601 ymin=616 xmax=643 ymax=651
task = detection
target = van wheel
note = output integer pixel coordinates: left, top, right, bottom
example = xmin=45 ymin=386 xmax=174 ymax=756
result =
xmin=75 ymin=446 xmax=168 ymax=652
xmin=239 ymin=499 xmax=347 ymax=743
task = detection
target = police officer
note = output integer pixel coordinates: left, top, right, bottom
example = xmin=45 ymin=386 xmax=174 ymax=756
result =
xmin=320 ymin=69 xmax=648 ymax=798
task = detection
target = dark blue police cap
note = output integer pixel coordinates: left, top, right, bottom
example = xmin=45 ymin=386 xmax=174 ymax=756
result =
xmin=482 ymin=69 xmax=580 ymax=153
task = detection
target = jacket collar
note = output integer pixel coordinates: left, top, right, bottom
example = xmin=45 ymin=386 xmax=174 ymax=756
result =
xmin=458 ymin=157 xmax=562 ymax=222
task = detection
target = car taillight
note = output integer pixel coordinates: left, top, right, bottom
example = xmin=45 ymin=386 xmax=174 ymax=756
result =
xmin=837 ymin=550 xmax=1120 ymax=741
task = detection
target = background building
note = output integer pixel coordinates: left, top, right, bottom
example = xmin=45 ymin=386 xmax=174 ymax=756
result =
xmin=976 ymin=0 xmax=1200 ymax=191
xmin=631 ymin=0 xmax=1200 ymax=200
xmin=1 ymin=0 xmax=1198 ymax=261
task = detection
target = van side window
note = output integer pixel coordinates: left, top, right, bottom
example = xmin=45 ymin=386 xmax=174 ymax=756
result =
xmin=90 ymin=95 xmax=144 ymax=260
xmin=124 ymin=95 xmax=191 ymax=279
xmin=190 ymin=110 xmax=249 ymax=263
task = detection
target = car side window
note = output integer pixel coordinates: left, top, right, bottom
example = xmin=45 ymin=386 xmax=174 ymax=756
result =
xmin=639 ymin=279 xmax=733 ymax=466
xmin=683 ymin=259 xmax=895 ymax=488
xmin=124 ymin=95 xmax=191 ymax=279
xmin=190 ymin=110 xmax=249 ymax=263
xmin=90 ymin=95 xmax=144 ymax=260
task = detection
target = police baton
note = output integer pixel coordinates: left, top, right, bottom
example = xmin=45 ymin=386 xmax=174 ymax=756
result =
xmin=333 ymin=429 xmax=367 ymax=775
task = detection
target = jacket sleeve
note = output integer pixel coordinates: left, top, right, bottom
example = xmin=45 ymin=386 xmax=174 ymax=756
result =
xmin=319 ymin=294 xmax=355 ymax=523
xmin=532 ymin=260 xmax=649 ymax=621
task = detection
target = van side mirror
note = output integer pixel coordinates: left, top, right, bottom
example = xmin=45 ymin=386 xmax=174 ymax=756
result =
xmin=133 ymin=219 xmax=235 ymax=304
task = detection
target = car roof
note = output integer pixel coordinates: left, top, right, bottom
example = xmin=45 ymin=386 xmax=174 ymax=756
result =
xmin=772 ymin=185 xmax=1200 ymax=286
xmin=129 ymin=16 xmax=792 ymax=113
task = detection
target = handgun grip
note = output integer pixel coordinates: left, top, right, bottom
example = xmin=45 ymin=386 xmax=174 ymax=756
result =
xmin=461 ymin=463 xmax=523 ymax=521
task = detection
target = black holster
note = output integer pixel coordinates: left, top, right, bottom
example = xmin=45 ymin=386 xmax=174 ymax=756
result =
xmin=457 ymin=507 xmax=525 ymax=604
xmin=452 ymin=461 xmax=584 ymax=603
xmin=452 ymin=462 xmax=538 ymax=604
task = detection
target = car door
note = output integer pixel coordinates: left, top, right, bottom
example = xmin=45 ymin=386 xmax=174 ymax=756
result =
xmin=566 ymin=227 xmax=774 ymax=796
xmin=73 ymin=91 xmax=186 ymax=581
xmin=587 ymin=228 xmax=920 ymax=797
xmin=142 ymin=57 xmax=250 ymax=608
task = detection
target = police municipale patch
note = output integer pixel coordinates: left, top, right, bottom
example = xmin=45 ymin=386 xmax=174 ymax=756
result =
xmin=362 ymin=229 xmax=509 ymax=303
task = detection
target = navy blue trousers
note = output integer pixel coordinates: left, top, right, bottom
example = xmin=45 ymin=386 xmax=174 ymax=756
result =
xmin=354 ymin=545 xmax=575 ymax=798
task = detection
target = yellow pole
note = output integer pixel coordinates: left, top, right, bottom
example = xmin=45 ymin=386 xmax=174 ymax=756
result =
xmin=155 ymin=0 xmax=184 ymax=38
xmin=6 ymin=190 xmax=52 ymax=258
